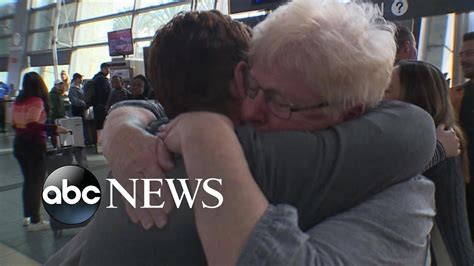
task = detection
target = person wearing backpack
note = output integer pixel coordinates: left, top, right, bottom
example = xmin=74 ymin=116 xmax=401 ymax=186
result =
xmin=68 ymin=73 xmax=86 ymax=118
xmin=92 ymin=63 xmax=111 ymax=148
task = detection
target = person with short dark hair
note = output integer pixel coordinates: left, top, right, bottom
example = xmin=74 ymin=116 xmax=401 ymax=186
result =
xmin=68 ymin=73 xmax=86 ymax=118
xmin=395 ymin=24 xmax=417 ymax=62
xmin=92 ymin=62 xmax=111 ymax=130
xmin=68 ymin=72 xmax=89 ymax=168
xmin=451 ymin=31 xmax=474 ymax=241
xmin=106 ymin=76 xmax=129 ymax=112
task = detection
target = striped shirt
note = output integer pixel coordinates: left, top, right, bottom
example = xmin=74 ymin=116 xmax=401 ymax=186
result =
xmin=12 ymin=97 xmax=56 ymax=144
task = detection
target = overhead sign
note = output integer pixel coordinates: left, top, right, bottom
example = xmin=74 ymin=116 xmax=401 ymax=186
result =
xmin=230 ymin=0 xmax=474 ymax=21
xmin=372 ymin=0 xmax=474 ymax=21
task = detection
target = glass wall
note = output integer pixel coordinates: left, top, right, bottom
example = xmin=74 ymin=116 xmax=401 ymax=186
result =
xmin=74 ymin=15 xmax=132 ymax=46
xmin=0 ymin=72 xmax=8 ymax=83
xmin=470 ymin=12 xmax=474 ymax=32
xmin=70 ymin=45 xmax=110 ymax=79
xmin=4 ymin=0 xmax=233 ymax=89
xmin=441 ymin=13 xmax=455 ymax=83
xmin=133 ymin=4 xmax=188 ymax=39
xmin=0 ymin=37 xmax=10 ymax=55
xmin=28 ymin=31 xmax=51 ymax=51
xmin=21 ymin=65 xmax=69 ymax=89
xmin=0 ymin=0 xmax=16 ymax=17
xmin=0 ymin=19 xmax=13 ymax=35
xmin=31 ymin=0 xmax=56 ymax=9
xmin=137 ymin=0 xmax=181 ymax=9
xmin=77 ymin=0 xmax=134 ymax=21
xmin=29 ymin=8 xmax=54 ymax=29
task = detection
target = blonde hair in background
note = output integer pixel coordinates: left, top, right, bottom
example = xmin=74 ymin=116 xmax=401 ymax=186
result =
xmin=250 ymin=0 xmax=396 ymax=113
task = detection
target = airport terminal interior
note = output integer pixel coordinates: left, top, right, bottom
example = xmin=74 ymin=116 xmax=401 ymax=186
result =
xmin=0 ymin=0 xmax=474 ymax=265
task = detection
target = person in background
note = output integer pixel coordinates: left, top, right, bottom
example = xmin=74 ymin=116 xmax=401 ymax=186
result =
xmin=12 ymin=72 xmax=68 ymax=231
xmin=92 ymin=63 xmax=111 ymax=146
xmin=60 ymin=70 xmax=70 ymax=95
xmin=133 ymin=74 xmax=152 ymax=99
xmin=385 ymin=60 xmax=474 ymax=265
xmin=68 ymin=73 xmax=89 ymax=168
xmin=68 ymin=73 xmax=86 ymax=118
xmin=130 ymin=75 xmax=148 ymax=100
xmin=0 ymin=81 xmax=11 ymax=133
xmin=451 ymin=31 xmax=474 ymax=241
xmin=106 ymin=76 xmax=129 ymax=112
xmin=60 ymin=70 xmax=72 ymax=116
xmin=395 ymin=24 xmax=417 ymax=62
xmin=50 ymin=79 xmax=66 ymax=121
xmin=49 ymin=79 xmax=67 ymax=148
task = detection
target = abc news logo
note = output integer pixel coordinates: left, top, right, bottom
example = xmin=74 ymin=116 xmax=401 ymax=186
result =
xmin=42 ymin=166 xmax=223 ymax=225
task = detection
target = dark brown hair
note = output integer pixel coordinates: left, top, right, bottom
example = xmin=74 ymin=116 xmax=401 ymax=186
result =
xmin=395 ymin=24 xmax=414 ymax=55
xmin=16 ymin=72 xmax=51 ymax=116
xmin=463 ymin=32 xmax=474 ymax=42
xmin=397 ymin=60 xmax=470 ymax=182
xmin=148 ymin=10 xmax=251 ymax=118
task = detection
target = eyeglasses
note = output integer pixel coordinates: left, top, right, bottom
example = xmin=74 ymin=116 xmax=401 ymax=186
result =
xmin=246 ymin=75 xmax=330 ymax=120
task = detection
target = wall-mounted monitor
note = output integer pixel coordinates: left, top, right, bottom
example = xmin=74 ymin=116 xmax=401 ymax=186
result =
xmin=107 ymin=29 xmax=134 ymax=57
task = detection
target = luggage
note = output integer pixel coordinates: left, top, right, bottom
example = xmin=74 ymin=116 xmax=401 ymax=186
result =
xmin=46 ymin=118 xmax=91 ymax=236
xmin=45 ymin=147 xmax=74 ymax=175
xmin=45 ymin=146 xmax=85 ymax=237
xmin=50 ymin=215 xmax=90 ymax=237
xmin=55 ymin=117 xmax=85 ymax=147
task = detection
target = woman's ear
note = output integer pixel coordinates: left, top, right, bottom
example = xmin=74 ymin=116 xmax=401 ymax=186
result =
xmin=230 ymin=61 xmax=249 ymax=100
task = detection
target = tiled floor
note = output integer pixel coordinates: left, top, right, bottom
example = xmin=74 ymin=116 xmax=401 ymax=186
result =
xmin=0 ymin=243 xmax=40 ymax=266
xmin=0 ymin=130 xmax=110 ymax=265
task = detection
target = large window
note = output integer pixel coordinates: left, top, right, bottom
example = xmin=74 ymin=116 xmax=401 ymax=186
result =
xmin=29 ymin=8 xmax=54 ymax=29
xmin=0 ymin=37 xmax=10 ymax=55
xmin=21 ymin=65 xmax=69 ymax=90
xmin=133 ymin=4 xmax=188 ymax=39
xmin=29 ymin=26 xmax=74 ymax=52
xmin=196 ymin=0 xmax=216 ymax=11
xmin=31 ymin=0 xmax=55 ymax=9
xmin=470 ymin=12 xmax=474 ymax=32
xmin=28 ymin=31 xmax=52 ymax=51
xmin=131 ymin=40 xmax=150 ymax=60
xmin=30 ymin=3 xmax=77 ymax=30
xmin=74 ymin=15 xmax=132 ymax=46
xmin=77 ymin=0 xmax=134 ymax=21
xmin=0 ymin=0 xmax=15 ymax=17
xmin=0 ymin=19 xmax=13 ymax=35
xmin=137 ymin=0 xmax=183 ymax=9
xmin=70 ymin=45 xmax=110 ymax=79
xmin=0 ymin=72 xmax=8 ymax=83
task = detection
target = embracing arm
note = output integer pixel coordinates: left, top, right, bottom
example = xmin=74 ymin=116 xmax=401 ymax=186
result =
xmin=162 ymin=112 xmax=268 ymax=266
xmin=237 ymin=101 xmax=437 ymax=229
xmin=237 ymin=177 xmax=435 ymax=266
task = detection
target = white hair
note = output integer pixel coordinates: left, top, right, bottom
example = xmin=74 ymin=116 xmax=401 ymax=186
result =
xmin=250 ymin=0 xmax=396 ymax=111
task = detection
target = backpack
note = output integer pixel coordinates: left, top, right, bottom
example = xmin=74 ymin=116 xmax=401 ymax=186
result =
xmin=83 ymin=80 xmax=95 ymax=106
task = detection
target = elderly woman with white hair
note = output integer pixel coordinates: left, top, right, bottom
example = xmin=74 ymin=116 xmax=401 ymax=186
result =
xmin=156 ymin=1 xmax=435 ymax=265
